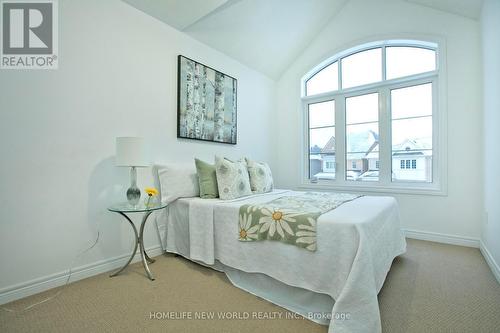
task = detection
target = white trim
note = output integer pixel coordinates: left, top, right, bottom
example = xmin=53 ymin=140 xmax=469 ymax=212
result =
xmin=302 ymin=70 xmax=437 ymax=102
xmin=404 ymin=230 xmax=500 ymax=284
xmin=298 ymin=182 xmax=446 ymax=196
xmin=0 ymin=246 xmax=164 ymax=305
xmin=2 ymin=237 xmax=497 ymax=308
xmin=301 ymin=39 xmax=438 ymax=95
xmin=479 ymin=241 xmax=500 ymax=284
xmin=403 ymin=228 xmax=479 ymax=248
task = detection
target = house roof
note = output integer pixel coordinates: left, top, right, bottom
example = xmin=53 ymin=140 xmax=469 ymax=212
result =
xmin=392 ymin=138 xmax=432 ymax=156
xmin=365 ymin=144 xmax=380 ymax=159
xmin=320 ymin=132 xmax=432 ymax=159
xmin=320 ymin=130 xmax=379 ymax=159
xmin=321 ymin=136 xmax=336 ymax=154
xmin=347 ymin=130 xmax=378 ymax=151
xmin=346 ymin=130 xmax=378 ymax=159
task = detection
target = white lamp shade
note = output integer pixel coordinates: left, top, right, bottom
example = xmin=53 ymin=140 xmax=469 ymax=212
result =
xmin=115 ymin=137 xmax=149 ymax=167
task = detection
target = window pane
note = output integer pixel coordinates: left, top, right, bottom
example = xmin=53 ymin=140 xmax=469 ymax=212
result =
xmin=346 ymin=93 xmax=379 ymax=182
xmin=391 ymin=83 xmax=432 ymax=119
xmin=306 ymin=62 xmax=338 ymax=96
xmin=392 ymin=117 xmax=432 ymax=182
xmin=346 ymin=122 xmax=379 ymax=182
xmin=310 ymin=127 xmax=334 ymax=151
xmin=346 ymin=93 xmax=379 ymax=124
xmin=309 ymin=127 xmax=335 ymax=180
xmin=341 ymin=48 xmax=382 ymax=89
xmin=386 ymin=47 xmax=436 ymax=80
xmin=392 ymin=117 xmax=432 ymax=148
xmin=309 ymin=100 xmax=335 ymax=128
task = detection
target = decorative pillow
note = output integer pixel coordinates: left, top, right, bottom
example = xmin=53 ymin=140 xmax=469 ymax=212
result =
xmin=154 ymin=164 xmax=200 ymax=204
xmin=195 ymin=158 xmax=219 ymax=199
xmin=245 ymin=158 xmax=274 ymax=193
xmin=215 ymin=156 xmax=252 ymax=200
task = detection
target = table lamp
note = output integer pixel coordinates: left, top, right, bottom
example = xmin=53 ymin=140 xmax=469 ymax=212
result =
xmin=115 ymin=137 xmax=149 ymax=206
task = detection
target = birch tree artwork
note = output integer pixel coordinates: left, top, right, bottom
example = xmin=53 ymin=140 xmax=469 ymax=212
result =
xmin=178 ymin=55 xmax=237 ymax=144
xmin=213 ymin=72 xmax=225 ymax=142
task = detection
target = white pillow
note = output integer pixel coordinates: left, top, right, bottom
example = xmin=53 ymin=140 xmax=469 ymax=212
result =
xmin=154 ymin=164 xmax=200 ymax=204
xmin=215 ymin=156 xmax=252 ymax=200
xmin=246 ymin=158 xmax=274 ymax=193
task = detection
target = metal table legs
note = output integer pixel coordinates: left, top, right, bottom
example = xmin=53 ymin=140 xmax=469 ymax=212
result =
xmin=110 ymin=210 xmax=156 ymax=280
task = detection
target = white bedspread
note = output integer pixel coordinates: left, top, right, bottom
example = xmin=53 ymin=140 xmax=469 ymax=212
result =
xmin=158 ymin=190 xmax=406 ymax=333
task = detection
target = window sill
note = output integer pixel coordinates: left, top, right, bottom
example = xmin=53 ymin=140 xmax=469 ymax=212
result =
xmin=298 ymin=181 xmax=447 ymax=196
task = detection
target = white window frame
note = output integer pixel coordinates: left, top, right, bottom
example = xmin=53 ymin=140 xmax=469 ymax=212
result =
xmin=300 ymin=39 xmax=447 ymax=196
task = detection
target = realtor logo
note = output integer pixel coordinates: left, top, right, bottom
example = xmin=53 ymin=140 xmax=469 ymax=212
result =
xmin=1 ymin=0 xmax=58 ymax=69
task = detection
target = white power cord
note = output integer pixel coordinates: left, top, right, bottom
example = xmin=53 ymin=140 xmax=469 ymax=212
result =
xmin=1 ymin=226 xmax=102 ymax=313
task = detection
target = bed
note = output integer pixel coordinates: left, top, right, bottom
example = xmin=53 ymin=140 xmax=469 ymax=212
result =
xmin=153 ymin=164 xmax=406 ymax=333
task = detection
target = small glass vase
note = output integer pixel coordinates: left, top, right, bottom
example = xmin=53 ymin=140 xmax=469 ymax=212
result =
xmin=145 ymin=195 xmax=156 ymax=208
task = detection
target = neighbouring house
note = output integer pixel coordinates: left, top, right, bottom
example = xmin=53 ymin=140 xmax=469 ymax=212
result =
xmin=320 ymin=136 xmax=336 ymax=173
xmin=392 ymin=138 xmax=432 ymax=182
xmin=311 ymin=130 xmax=378 ymax=180
xmin=310 ymin=130 xmax=432 ymax=182
xmin=309 ymin=144 xmax=323 ymax=177
xmin=345 ymin=130 xmax=379 ymax=176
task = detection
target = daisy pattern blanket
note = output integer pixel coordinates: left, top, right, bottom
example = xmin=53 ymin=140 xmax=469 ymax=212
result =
xmin=238 ymin=192 xmax=361 ymax=251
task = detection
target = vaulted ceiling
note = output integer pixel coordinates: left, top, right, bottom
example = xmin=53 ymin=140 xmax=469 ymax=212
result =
xmin=405 ymin=0 xmax=484 ymax=20
xmin=123 ymin=0 xmax=348 ymax=79
xmin=122 ymin=0 xmax=484 ymax=80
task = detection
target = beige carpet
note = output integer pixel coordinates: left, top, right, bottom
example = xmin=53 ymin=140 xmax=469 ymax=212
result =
xmin=1 ymin=239 xmax=500 ymax=333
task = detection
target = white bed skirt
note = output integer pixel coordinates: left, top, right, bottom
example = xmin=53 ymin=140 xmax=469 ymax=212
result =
xmin=168 ymin=251 xmax=334 ymax=326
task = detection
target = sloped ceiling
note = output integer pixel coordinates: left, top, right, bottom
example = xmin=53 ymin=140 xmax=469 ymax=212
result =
xmin=122 ymin=0 xmax=230 ymax=30
xmin=122 ymin=0 xmax=484 ymax=79
xmin=405 ymin=0 xmax=484 ymax=20
xmin=123 ymin=0 xmax=348 ymax=79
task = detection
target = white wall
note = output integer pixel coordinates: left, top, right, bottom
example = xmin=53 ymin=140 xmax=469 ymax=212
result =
xmin=0 ymin=0 xmax=275 ymax=294
xmin=273 ymin=0 xmax=483 ymax=239
xmin=481 ymin=0 xmax=500 ymax=277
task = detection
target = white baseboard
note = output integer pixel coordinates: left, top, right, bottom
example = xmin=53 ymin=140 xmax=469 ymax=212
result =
xmin=0 ymin=246 xmax=164 ymax=306
xmin=403 ymin=228 xmax=480 ymax=248
xmin=2 ymin=230 xmax=496 ymax=305
xmin=479 ymin=241 xmax=500 ymax=284
xmin=403 ymin=230 xmax=500 ymax=284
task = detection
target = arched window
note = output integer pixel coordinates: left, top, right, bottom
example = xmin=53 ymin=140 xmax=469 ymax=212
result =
xmin=302 ymin=40 xmax=442 ymax=192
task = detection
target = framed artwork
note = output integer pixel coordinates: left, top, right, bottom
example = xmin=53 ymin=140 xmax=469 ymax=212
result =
xmin=177 ymin=55 xmax=237 ymax=144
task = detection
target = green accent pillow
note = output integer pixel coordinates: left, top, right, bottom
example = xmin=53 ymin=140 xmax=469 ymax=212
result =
xmin=195 ymin=158 xmax=219 ymax=199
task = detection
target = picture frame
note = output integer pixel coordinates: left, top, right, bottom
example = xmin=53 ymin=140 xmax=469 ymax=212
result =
xmin=177 ymin=55 xmax=237 ymax=144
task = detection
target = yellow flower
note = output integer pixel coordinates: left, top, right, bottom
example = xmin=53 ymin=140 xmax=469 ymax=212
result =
xmin=145 ymin=187 xmax=158 ymax=196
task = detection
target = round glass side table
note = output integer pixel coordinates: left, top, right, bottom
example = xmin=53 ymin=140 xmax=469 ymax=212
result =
xmin=108 ymin=202 xmax=168 ymax=281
